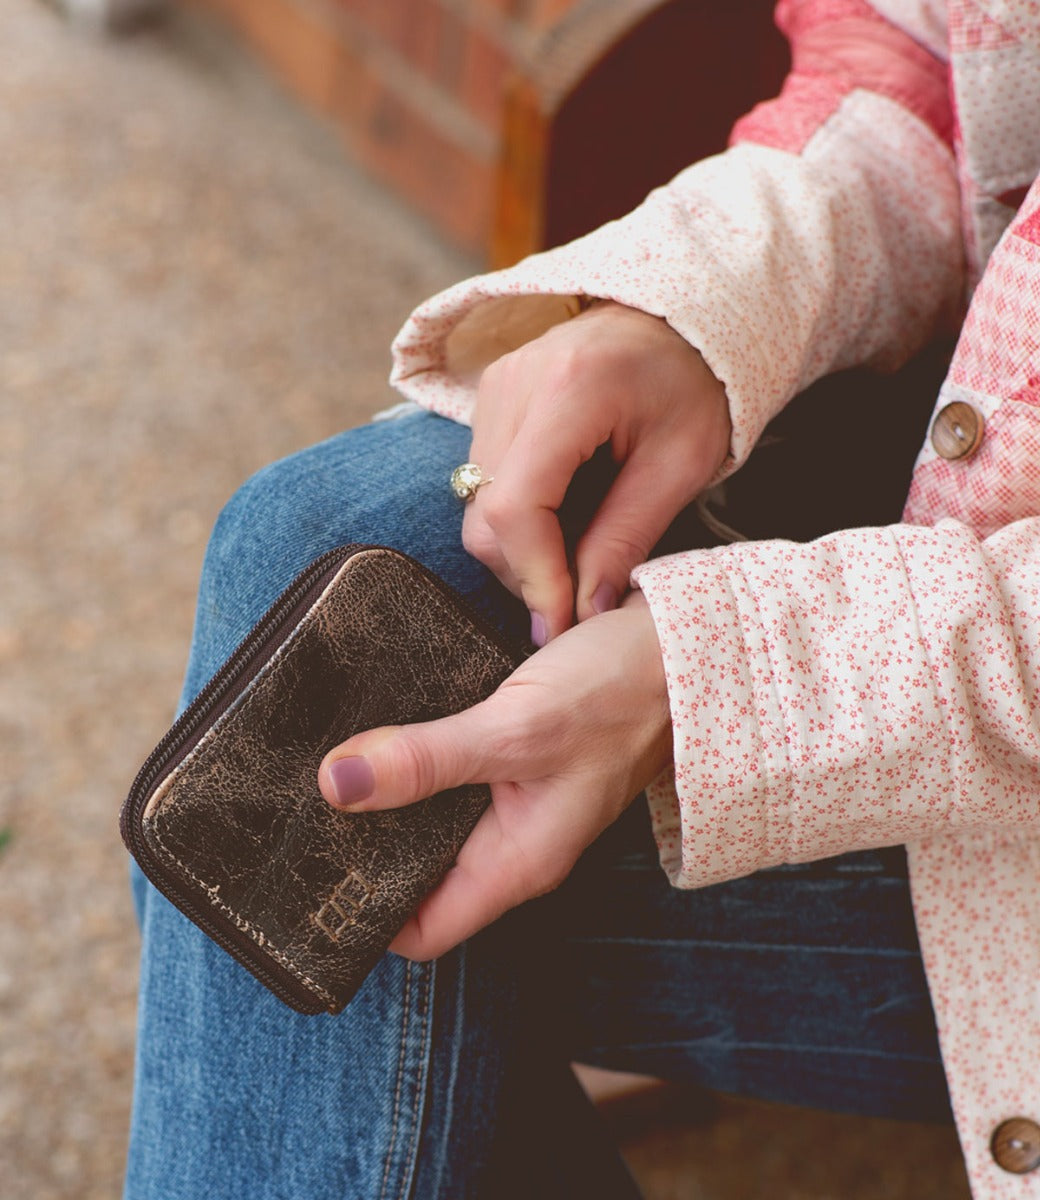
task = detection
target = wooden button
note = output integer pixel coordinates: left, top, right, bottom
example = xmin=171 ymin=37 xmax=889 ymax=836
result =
xmin=931 ymin=401 xmax=984 ymax=461
xmin=991 ymin=1118 xmax=1040 ymax=1174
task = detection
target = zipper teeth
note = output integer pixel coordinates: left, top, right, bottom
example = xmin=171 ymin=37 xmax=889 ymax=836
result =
xmin=123 ymin=544 xmax=364 ymax=833
xmin=121 ymin=543 xmax=372 ymax=1011
xmin=120 ymin=543 xmax=528 ymax=1012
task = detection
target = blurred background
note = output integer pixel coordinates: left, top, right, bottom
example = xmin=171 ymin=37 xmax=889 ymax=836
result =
xmin=0 ymin=1 xmax=970 ymax=1197
xmin=0 ymin=4 xmax=470 ymax=1197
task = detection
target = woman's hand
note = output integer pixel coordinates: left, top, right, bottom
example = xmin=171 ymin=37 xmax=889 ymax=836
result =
xmin=317 ymin=592 xmax=672 ymax=960
xmin=464 ymin=300 xmax=730 ymax=644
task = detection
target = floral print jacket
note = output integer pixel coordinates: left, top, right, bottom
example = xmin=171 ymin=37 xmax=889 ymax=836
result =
xmin=389 ymin=1 xmax=1040 ymax=1193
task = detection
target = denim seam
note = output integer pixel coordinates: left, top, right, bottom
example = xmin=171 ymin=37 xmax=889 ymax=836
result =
xmin=377 ymin=961 xmax=414 ymax=1200
xmin=424 ymin=949 xmax=463 ymax=1197
xmin=395 ymin=962 xmax=433 ymax=1200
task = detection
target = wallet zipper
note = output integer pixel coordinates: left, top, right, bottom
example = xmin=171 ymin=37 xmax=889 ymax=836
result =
xmin=121 ymin=543 xmax=528 ymax=1012
xmin=121 ymin=543 xmax=375 ymax=1011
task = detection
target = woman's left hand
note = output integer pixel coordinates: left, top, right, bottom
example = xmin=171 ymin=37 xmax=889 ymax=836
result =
xmin=317 ymin=592 xmax=672 ymax=960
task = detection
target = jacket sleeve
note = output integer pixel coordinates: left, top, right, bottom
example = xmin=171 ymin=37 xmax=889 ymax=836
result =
xmin=637 ymin=180 xmax=1040 ymax=889
xmin=390 ymin=0 xmax=964 ymax=472
xmin=631 ymin=514 xmax=1040 ymax=888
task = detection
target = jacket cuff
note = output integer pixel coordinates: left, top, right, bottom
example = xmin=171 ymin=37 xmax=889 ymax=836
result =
xmin=389 ymin=150 xmax=784 ymax=473
xmin=631 ymin=546 xmax=780 ymax=888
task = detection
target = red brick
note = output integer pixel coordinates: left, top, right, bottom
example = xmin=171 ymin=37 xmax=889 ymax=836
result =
xmin=403 ymin=0 xmax=469 ymax=87
xmin=322 ymin=27 xmax=494 ymax=253
xmin=189 ymin=0 xmax=347 ymax=113
xmin=398 ymin=0 xmax=441 ymax=77
xmin=188 ymin=0 xmax=496 ymax=255
xmin=459 ymin=22 xmax=514 ymax=132
xmin=432 ymin=4 xmax=468 ymax=88
xmin=529 ymin=0 xmax=583 ymax=30
xmin=330 ymin=0 xmax=410 ymax=51
xmin=470 ymin=0 xmax=532 ymax=19
xmin=348 ymin=83 xmax=493 ymax=252
xmin=332 ymin=0 xmax=474 ymax=89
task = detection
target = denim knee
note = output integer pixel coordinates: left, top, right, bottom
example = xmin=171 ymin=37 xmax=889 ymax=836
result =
xmin=205 ymin=451 xmax=321 ymax=611
xmin=180 ymin=414 xmax=503 ymax=705
xmin=180 ymin=443 xmax=344 ymax=705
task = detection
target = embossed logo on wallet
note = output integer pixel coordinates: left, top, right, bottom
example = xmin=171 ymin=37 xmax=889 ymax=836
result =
xmin=314 ymin=869 xmax=375 ymax=940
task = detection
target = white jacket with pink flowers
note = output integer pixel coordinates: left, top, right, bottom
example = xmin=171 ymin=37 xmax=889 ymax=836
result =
xmin=388 ymin=1 xmax=1040 ymax=1194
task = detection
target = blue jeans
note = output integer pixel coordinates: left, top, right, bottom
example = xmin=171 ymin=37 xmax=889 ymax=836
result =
xmin=124 ymin=408 xmax=950 ymax=1200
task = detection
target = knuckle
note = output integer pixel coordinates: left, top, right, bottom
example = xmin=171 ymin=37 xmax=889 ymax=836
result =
xmin=391 ymin=729 xmax=440 ymax=799
xmin=478 ymin=491 xmax=515 ymax=533
xmin=539 ymin=350 xmax=586 ymax=402
xmin=477 ymin=350 xmax=520 ymax=395
xmin=485 ymin=687 xmax=551 ymax=762
xmin=461 ymin=515 xmax=498 ymax=563
xmin=513 ymin=849 xmax=570 ymax=901
xmin=506 ymin=854 xmax=542 ymax=903
xmin=541 ymin=859 xmax=572 ymax=895
xmin=592 ymin=525 xmax=652 ymax=564
xmin=487 ymin=713 xmax=528 ymax=767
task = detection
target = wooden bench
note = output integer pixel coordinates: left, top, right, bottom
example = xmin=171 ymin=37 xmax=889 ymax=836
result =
xmin=491 ymin=0 xmax=789 ymax=268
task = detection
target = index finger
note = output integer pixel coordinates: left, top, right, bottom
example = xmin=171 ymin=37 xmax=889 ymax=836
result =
xmin=471 ymin=417 xmax=601 ymax=640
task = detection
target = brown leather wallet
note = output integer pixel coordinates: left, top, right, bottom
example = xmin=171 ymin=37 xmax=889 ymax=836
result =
xmin=121 ymin=545 xmax=524 ymax=1014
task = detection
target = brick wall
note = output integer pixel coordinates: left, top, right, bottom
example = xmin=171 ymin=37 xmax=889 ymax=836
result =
xmin=186 ymin=0 xmax=585 ymax=257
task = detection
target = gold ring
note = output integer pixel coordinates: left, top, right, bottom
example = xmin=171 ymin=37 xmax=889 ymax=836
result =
xmin=450 ymin=462 xmax=494 ymax=501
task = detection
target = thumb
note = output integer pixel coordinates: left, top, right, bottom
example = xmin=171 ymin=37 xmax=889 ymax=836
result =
xmin=574 ymin=452 xmax=697 ymax=621
xmin=318 ymin=706 xmax=497 ymax=813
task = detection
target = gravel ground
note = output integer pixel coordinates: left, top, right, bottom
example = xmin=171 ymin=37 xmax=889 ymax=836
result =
xmin=0 ymin=3 xmax=971 ymax=1197
xmin=1 ymin=6 xmax=467 ymax=1197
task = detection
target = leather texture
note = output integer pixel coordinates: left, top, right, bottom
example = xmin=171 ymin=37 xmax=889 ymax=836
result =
xmin=131 ymin=547 xmax=522 ymax=1013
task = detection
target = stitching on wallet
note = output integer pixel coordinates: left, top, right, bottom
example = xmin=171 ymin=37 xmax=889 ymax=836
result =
xmin=151 ymin=840 xmax=337 ymax=1009
xmin=313 ymin=869 xmax=375 ymax=940
xmin=147 ymin=552 xmax=511 ymax=1013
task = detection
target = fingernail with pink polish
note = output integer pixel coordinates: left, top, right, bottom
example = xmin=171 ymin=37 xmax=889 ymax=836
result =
xmin=328 ymin=756 xmax=375 ymax=809
xmin=592 ymin=582 xmax=617 ymax=614
xmin=530 ymin=612 xmax=548 ymax=647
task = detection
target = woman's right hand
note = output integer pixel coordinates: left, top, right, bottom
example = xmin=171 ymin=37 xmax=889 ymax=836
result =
xmin=319 ymin=592 xmax=673 ymax=959
xmin=461 ymin=299 xmax=731 ymax=644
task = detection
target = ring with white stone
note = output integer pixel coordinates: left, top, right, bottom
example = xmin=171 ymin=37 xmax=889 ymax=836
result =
xmin=450 ymin=462 xmax=494 ymax=501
